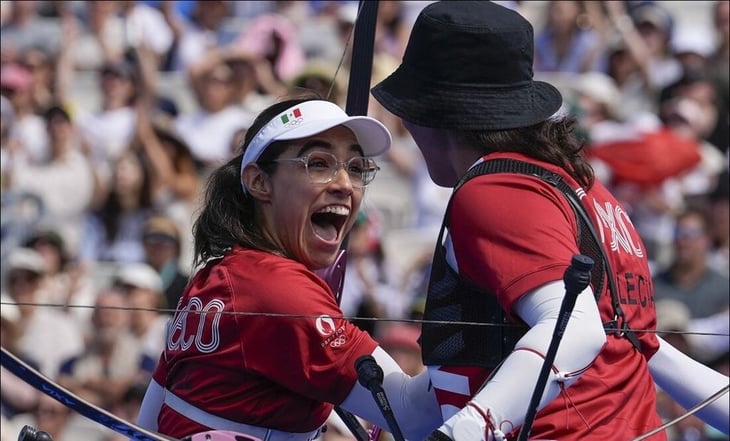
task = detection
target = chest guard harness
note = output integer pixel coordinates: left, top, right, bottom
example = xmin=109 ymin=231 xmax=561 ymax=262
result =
xmin=420 ymin=159 xmax=642 ymax=368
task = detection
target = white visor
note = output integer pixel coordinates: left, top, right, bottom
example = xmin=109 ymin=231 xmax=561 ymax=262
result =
xmin=240 ymin=100 xmax=391 ymax=192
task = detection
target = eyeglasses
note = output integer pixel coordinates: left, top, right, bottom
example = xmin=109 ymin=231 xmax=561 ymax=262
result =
xmin=675 ymin=226 xmax=705 ymax=240
xmin=269 ymin=151 xmax=380 ymax=188
xmin=143 ymin=233 xmax=178 ymax=245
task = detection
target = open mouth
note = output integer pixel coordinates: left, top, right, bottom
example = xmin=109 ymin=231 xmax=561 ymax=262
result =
xmin=311 ymin=205 xmax=349 ymax=243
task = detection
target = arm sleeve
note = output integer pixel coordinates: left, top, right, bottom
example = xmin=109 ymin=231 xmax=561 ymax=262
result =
xmin=648 ymin=336 xmax=730 ymax=434
xmin=340 ymin=346 xmax=442 ymax=440
xmin=440 ymin=280 xmax=606 ymax=437
xmin=136 ymin=378 xmax=164 ymax=431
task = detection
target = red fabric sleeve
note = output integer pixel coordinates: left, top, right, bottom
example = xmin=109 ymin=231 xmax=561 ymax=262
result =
xmin=449 ymin=172 xmax=580 ymax=318
xmin=231 ymin=259 xmax=378 ymax=405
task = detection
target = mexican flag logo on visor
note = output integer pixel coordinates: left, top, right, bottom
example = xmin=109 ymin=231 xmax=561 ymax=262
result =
xmin=281 ymin=108 xmax=302 ymax=124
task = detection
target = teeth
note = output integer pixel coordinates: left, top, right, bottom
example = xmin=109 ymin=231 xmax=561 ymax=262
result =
xmin=316 ymin=205 xmax=350 ymax=216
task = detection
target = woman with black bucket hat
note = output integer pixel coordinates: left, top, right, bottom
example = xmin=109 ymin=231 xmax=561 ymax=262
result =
xmin=372 ymin=2 xmax=729 ymax=440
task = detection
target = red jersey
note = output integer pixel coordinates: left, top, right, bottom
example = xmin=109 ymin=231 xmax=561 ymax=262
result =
xmin=442 ymin=152 xmax=664 ymax=440
xmin=152 ymin=247 xmax=378 ymax=439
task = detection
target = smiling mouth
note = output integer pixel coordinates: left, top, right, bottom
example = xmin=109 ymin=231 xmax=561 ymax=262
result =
xmin=311 ymin=206 xmax=349 ymax=242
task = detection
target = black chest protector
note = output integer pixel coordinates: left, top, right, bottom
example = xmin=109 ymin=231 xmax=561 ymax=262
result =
xmin=420 ymin=159 xmax=641 ymax=368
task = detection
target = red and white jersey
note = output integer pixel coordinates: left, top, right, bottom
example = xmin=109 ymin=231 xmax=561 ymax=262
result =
xmin=432 ymin=152 xmax=663 ymax=440
xmin=152 ymin=247 xmax=378 ymax=439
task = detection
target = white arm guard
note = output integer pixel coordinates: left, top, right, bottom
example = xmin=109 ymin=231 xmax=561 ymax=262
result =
xmin=649 ymin=336 xmax=730 ymax=434
xmin=340 ymin=346 xmax=442 ymax=440
xmin=439 ymin=280 xmax=606 ymax=439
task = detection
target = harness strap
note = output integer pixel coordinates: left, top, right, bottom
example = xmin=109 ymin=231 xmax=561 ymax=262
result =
xmin=163 ymin=390 xmax=323 ymax=441
xmin=457 ymin=159 xmax=642 ymax=352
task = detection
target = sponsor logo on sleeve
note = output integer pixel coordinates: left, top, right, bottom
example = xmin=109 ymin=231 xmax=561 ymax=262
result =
xmin=315 ymin=314 xmax=348 ymax=348
xmin=315 ymin=315 xmax=336 ymax=336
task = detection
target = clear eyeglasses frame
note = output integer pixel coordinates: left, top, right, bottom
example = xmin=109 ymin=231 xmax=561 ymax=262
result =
xmin=268 ymin=151 xmax=380 ymax=188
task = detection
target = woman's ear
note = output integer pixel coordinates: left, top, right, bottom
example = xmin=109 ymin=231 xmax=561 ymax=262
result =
xmin=242 ymin=164 xmax=273 ymax=201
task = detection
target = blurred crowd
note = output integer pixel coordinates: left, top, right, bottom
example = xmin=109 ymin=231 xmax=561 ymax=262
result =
xmin=0 ymin=1 xmax=727 ymax=441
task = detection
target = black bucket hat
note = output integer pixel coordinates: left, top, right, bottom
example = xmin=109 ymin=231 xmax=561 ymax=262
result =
xmin=371 ymin=1 xmax=563 ymax=130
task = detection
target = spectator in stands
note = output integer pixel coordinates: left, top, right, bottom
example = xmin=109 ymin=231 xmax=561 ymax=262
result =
xmin=374 ymin=0 xmax=412 ymax=61
xmin=0 ymin=0 xmax=62 ymax=61
xmin=173 ymin=56 xmax=255 ymax=169
xmin=161 ymin=0 xmax=231 ymax=72
xmin=0 ymin=62 xmax=48 ymax=164
xmin=653 ymin=208 xmax=730 ymax=319
xmin=534 ymin=0 xmax=605 ymax=73
xmin=18 ymin=46 xmax=57 ymax=114
xmin=598 ymin=1 xmax=680 ymax=118
xmin=67 ymin=1 xmax=126 ymax=71
xmin=3 ymin=104 xmax=95 ymax=256
xmin=75 ymin=59 xmax=139 ymax=167
xmin=706 ymin=169 xmax=729 ymax=275
xmin=627 ymin=1 xmax=683 ymax=89
xmin=2 ymin=247 xmax=84 ymax=378
xmin=0 ymin=95 xmax=21 ymax=186
xmin=79 ymin=149 xmax=156 ymax=264
xmin=658 ymin=69 xmax=726 ymax=200
xmin=228 ymin=51 xmax=280 ymax=114
xmin=133 ymin=98 xmax=201 ymax=222
xmin=141 ymin=215 xmax=189 ymax=312
xmin=601 ymin=35 xmax=658 ymax=121
xmin=341 ymin=208 xmax=410 ymax=335
xmin=670 ymin=25 xmax=715 ymax=76
xmin=58 ymin=287 xmax=151 ymax=410
xmin=707 ymin=0 xmax=729 ymax=154
xmin=23 ymin=229 xmax=97 ymax=327
xmin=118 ymin=1 xmax=174 ymax=69
xmin=233 ymin=13 xmax=306 ymax=85
xmin=112 ymin=262 xmax=169 ymax=364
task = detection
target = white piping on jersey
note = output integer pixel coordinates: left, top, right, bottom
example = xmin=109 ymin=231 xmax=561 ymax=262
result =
xmin=428 ymin=366 xmax=473 ymax=396
xmin=163 ymin=389 xmax=323 ymax=441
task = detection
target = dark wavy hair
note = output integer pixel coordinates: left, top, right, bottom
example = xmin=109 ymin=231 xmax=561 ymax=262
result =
xmin=457 ymin=116 xmax=595 ymax=189
xmin=192 ymin=93 xmax=324 ymax=266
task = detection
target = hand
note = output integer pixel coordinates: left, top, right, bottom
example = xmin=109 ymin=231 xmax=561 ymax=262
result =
xmin=603 ymin=0 xmax=628 ymax=19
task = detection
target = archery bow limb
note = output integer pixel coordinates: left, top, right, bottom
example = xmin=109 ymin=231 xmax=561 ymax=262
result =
xmin=1 ymin=347 xmax=175 ymax=441
xmin=328 ymin=1 xmax=380 ymax=441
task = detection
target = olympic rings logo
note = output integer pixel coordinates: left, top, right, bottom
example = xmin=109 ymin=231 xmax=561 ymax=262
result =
xmin=283 ymin=118 xmax=304 ymax=128
xmin=329 ymin=335 xmax=347 ymax=348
